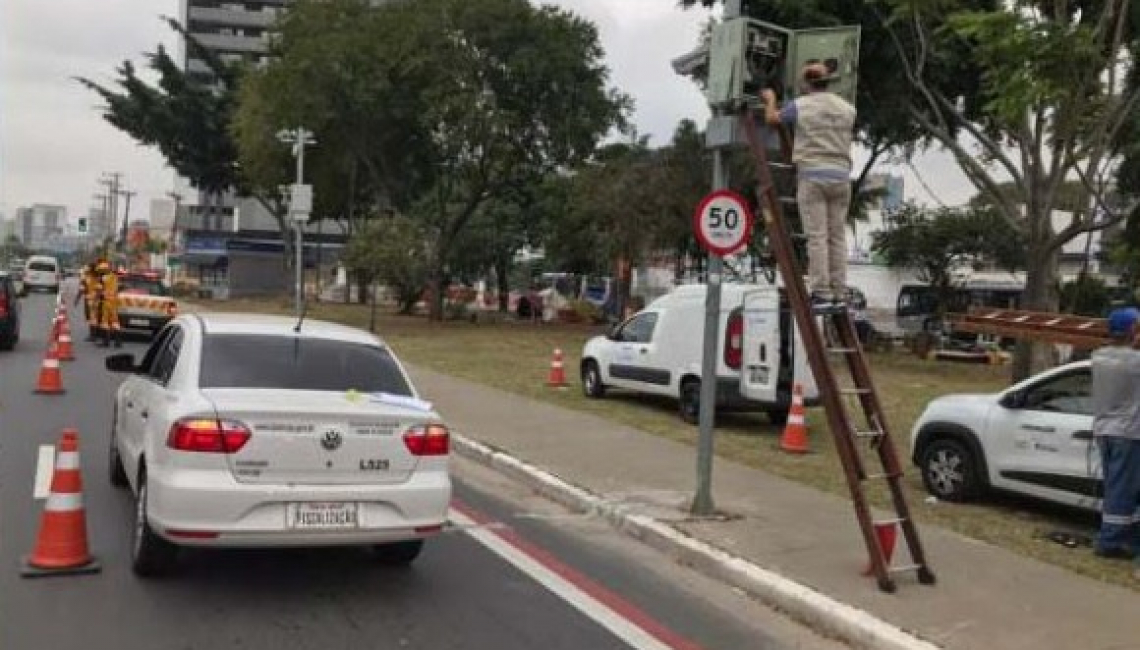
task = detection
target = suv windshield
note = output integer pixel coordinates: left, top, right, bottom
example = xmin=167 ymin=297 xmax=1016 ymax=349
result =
xmin=199 ymin=334 xmax=413 ymax=395
xmin=28 ymin=262 xmax=55 ymax=272
xmin=118 ymin=276 xmax=168 ymax=296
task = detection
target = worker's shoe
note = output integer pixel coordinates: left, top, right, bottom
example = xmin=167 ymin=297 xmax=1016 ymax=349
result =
xmin=810 ymin=292 xmax=842 ymax=314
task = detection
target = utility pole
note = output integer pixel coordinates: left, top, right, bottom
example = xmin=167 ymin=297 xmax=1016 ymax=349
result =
xmin=116 ymin=188 xmax=137 ymax=256
xmin=277 ymin=127 xmax=316 ymax=318
xmin=99 ymin=172 xmax=121 ymax=256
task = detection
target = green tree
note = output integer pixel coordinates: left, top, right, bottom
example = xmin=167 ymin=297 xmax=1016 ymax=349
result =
xmin=77 ymin=19 xmax=286 ymax=234
xmin=237 ymin=0 xmax=628 ymax=320
xmin=343 ymin=216 xmax=430 ymax=315
xmin=879 ymin=0 xmax=1138 ymax=378
xmin=871 ymin=203 xmax=1026 ymax=323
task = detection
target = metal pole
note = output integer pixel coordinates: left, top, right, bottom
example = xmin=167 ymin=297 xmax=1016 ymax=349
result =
xmin=295 ymin=130 xmax=305 ymax=319
xmin=692 ymin=141 xmax=727 ymax=516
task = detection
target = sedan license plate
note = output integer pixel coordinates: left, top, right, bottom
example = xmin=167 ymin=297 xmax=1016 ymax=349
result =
xmin=287 ymin=502 xmax=359 ymax=530
xmin=128 ymin=318 xmax=150 ymax=327
xmin=749 ymin=366 xmax=769 ymax=384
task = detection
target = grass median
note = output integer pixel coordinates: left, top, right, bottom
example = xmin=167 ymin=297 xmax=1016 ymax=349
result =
xmin=190 ymin=297 xmax=1125 ymax=589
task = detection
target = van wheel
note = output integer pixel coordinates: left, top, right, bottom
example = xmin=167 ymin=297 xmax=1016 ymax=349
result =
xmin=679 ymin=379 xmax=701 ymax=425
xmin=581 ymin=361 xmax=606 ymax=398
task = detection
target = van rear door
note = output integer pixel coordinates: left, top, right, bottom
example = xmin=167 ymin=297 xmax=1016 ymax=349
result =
xmin=740 ymin=288 xmax=780 ymax=403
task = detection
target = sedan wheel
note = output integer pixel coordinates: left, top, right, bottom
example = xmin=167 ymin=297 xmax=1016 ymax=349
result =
xmin=372 ymin=540 xmax=424 ymax=566
xmin=921 ymin=439 xmax=982 ymax=502
xmin=132 ymin=474 xmax=178 ymax=577
xmin=109 ymin=411 xmax=128 ymax=488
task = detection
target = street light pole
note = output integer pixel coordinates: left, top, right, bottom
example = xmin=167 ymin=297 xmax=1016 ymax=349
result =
xmin=277 ymin=127 xmax=316 ymax=318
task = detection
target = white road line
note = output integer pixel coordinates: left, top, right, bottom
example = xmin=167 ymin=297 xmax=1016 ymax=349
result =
xmin=449 ymin=508 xmax=675 ymax=650
xmin=34 ymin=445 xmax=55 ymax=499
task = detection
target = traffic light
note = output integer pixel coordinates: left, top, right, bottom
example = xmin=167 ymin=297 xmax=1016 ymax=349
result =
xmin=706 ymin=17 xmax=861 ymax=110
xmin=77 ymin=217 xmax=88 ymax=234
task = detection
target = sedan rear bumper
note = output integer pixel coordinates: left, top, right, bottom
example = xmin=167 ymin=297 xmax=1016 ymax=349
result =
xmin=147 ymin=467 xmax=451 ymax=548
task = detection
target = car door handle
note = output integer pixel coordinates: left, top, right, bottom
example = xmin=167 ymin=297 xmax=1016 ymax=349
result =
xmin=1072 ymin=430 xmax=1093 ymax=441
xmin=140 ymin=409 xmax=149 ymax=420
xmin=126 ymin=401 xmax=134 ymax=410
xmin=1021 ymin=424 xmax=1056 ymax=433
xmin=639 ymin=348 xmax=648 ymax=355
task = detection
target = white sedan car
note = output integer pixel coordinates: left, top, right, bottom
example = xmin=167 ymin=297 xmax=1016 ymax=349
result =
xmin=910 ymin=360 xmax=1100 ymax=512
xmin=105 ymin=313 xmax=451 ymax=576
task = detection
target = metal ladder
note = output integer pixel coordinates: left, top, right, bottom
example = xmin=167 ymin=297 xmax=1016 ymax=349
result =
xmin=739 ymin=107 xmax=936 ymax=593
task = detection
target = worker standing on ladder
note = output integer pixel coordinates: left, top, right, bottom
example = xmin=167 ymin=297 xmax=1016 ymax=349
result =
xmin=1091 ymin=306 xmax=1140 ymax=574
xmin=760 ymin=62 xmax=856 ymax=308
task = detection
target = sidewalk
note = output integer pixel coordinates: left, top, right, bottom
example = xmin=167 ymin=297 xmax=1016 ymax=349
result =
xmin=409 ymin=365 xmax=1140 ymax=650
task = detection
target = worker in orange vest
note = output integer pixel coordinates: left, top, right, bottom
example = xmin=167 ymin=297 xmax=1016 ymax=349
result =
xmin=95 ymin=260 xmax=122 ymax=348
xmin=73 ymin=262 xmax=101 ymax=342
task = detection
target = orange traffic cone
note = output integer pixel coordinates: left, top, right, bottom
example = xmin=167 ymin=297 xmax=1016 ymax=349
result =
xmin=34 ymin=345 xmax=65 ymax=394
xmin=21 ymin=429 xmax=101 ymax=577
xmin=779 ymin=383 xmax=810 ymax=453
xmin=547 ymin=348 xmax=567 ymax=388
xmin=862 ymin=521 xmax=899 ymax=576
xmin=56 ymin=327 xmax=75 ymax=362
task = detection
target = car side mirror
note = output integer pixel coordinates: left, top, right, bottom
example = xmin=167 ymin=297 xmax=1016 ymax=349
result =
xmin=105 ymin=353 xmax=139 ymax=374
xmin=1000 ymin=389 xmax=1025 ymax=409
xmin=607 ymin=325 xmax=621 ymax=341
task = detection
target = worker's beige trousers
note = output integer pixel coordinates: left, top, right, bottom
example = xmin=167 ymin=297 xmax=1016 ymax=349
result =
xmin=797 ymin=179 xmax=851 ymax=299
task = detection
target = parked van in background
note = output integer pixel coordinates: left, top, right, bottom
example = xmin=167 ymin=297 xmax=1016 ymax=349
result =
xmin=580 ymin=283 xmax=819 ymax=425
xmin=23 ymin=255 xmax=61 ymax=293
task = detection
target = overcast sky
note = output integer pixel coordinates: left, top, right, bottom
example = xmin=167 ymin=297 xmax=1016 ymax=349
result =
xmin=0 ymin=0 xmax=977 ymax=224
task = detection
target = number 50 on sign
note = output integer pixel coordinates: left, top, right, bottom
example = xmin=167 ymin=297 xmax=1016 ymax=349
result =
xmin=693 ymin=189 xmax=754 ymax=257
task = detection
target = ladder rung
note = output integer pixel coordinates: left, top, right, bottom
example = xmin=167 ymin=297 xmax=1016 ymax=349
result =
xmin=840 ymin=388 xmax=873 ymax=395
xmin=864 ymin=472 xmax=903 ymax=481
xmin=888 ymin=564 xmax=924 ymax=574
xmin=854 ymin=429 xmax=885 ymax=438
xmin=874 ymin=517 xmax=907 ymax=526
xmin=827 ymin=347 xmax=858 ymax=354
xmin=779 ymin=196 xmax=797 ymax=204
xmin=769 ymin=162 xmax=795 ymax=171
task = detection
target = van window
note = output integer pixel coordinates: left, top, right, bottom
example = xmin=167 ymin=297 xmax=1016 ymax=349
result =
xmin=617 ymin=313 xmax=658 ymax=344
xmin=27 ymin=261 xmax=56 ymax=272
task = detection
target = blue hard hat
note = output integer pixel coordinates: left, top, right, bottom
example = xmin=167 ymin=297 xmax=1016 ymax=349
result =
xmin=1107 ymin=307 xmax=1140 ymax=336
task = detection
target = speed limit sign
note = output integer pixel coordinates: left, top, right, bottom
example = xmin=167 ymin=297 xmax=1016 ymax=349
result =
xmin=693 ymin=189 xmax=754 ymax=257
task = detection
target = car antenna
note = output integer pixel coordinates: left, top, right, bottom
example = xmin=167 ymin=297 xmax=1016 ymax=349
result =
xmin=294 ymin=298 xmax=309 ymax=333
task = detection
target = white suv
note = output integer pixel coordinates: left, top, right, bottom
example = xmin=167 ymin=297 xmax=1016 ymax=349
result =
xmin=910 ymin=360 xmax=1100 ymax=512
xmin=23 ymin=255 xmax=60 ymax=293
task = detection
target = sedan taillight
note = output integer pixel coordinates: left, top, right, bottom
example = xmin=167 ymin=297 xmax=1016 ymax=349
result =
xmin=167 ymin=418 xmax=251 ymax=454
xmin=403 ymin=424 xmax=449 ymax=456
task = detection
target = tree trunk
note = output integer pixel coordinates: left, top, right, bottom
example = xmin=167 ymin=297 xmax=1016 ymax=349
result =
xmin=427 ymin=254 xmax=446 ymax=321
xmin=356 ymin=272 xmax=369 ymax=305
xmin=1011 ymin=243 xmax=1060 ymax=381
xmin=496 ymin=256 xmax=511 ymax=313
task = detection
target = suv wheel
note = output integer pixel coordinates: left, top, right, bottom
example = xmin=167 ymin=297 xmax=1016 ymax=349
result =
xmin=132 ymin=471 xmax=178 ymax=577
xmin=920 ymin=438 xmax=983 ymax=502
xmin=581 ymin=361 xmax=606 ymax=398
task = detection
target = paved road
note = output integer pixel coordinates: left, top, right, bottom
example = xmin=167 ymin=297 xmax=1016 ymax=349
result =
xmin=0 ymin=289 xmax=842 ymax=650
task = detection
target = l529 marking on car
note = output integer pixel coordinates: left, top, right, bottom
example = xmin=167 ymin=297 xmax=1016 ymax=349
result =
xmin=359 ymin=459 xmax=390 ymax=471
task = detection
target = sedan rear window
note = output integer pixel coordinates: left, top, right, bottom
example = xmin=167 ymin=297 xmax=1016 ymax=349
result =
xmin=199 ymin=334 xmax=413 ymax=395
xmin=28 ymin=262 xmax=56 ymax=272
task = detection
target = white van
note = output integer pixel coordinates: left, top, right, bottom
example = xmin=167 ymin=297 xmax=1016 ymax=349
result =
xmin=23 ymin=255 xmax=60 ymax=293
xmin=580 ymin=283 xmax=819 ymax=424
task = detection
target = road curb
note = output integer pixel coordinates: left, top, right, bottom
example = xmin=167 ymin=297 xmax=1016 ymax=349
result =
xmin=453 ymin=433 xmax=940 ymax=650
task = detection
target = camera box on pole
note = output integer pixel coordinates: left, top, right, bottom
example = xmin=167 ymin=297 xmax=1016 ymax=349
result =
xmin=706 ymin=18 xmax=861 ymax=111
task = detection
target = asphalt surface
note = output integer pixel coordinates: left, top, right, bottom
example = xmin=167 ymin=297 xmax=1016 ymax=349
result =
xmin=0 ymin=287 xmax=841 ymax=650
